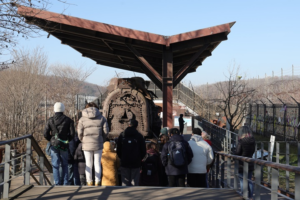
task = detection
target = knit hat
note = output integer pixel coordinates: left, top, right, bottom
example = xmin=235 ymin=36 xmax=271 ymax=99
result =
xmin=54 ymin=102 xmax=65 ymax=113
xmin=160 ymin=128 xmax=168 ymax=136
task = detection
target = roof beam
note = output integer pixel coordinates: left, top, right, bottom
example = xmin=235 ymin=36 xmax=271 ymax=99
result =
xmin=126 ymin=43 xmax=162 ymax=89
xmin=94 ymin=59 xmax=143 ymax=73
xmin=173 ymin=43 xmax=210 ymax=87
xmin=171 ymin=33 xmax=228 ymax=52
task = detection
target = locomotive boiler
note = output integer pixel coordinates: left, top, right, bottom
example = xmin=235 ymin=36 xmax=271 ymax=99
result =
xmin=102 ymin=77 xmax=161 ymax=139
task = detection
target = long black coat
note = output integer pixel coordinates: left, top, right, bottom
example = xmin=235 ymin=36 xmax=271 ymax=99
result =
xmin=74 ymin=143 xmax=86 ymax=175
xmin=235 ymin=136 xmax=256 ymax=173
xmin=161 ymin=134 xmax=193 ymax=175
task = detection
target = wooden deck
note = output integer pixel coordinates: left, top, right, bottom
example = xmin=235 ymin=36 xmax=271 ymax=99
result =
xmin=15 ymin=186 xmax=242 ymax=200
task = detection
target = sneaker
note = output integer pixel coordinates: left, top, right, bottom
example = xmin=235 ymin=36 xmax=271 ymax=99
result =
xmin=95 ymin=182 xmax=101 ymax=186
xmin=87 ymin=182 xmax=93 ymax=186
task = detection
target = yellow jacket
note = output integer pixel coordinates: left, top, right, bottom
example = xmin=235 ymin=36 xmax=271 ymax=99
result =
xmin=101 ymin=141 xmax=120 ymax=186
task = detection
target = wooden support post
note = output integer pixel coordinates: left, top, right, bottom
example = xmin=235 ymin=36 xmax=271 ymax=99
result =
xmin=162 ymin=47 xmax=173 ymax=128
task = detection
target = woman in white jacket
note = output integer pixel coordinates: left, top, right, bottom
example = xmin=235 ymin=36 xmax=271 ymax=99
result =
xmin=187 ymin=128 xmax=214 ymax=187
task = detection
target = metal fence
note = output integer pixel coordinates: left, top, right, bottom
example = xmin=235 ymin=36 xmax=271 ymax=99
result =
xmin=247 ymin=103 xmax=300 ymax=141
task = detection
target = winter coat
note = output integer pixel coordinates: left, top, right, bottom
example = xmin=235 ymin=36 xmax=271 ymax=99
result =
xmin=77 ymin=107 xmax=109 ymax=151
xmin=117 ymin=126 xmax=146 ymax=168
xmin=101 ymin=142 xmax=120 ymax=186
xmin=235 ymin=136 xmax=256 ymax=173
xmin=74 ymin=143 xmax=85 ymax=175
xmin=161 ymin=134 xmax=193 ymax=175
xmin=139 ymin=149 xmax=162 ymax=186
xmin=68 ymin=132 xmax=80 ymax=164
xmin=44 ymin=112 xmax=75 ymax=143
xmin=188 ymin=135 xmax=214 ymax=174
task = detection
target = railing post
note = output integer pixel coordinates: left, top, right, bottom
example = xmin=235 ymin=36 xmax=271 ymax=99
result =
xmin=271 ymin=167 xmax=278 ymax=200
xmin=216 ymin=154 xmax=220 ymax=188
xmin=221 ymin=155 xmax=225 ymax=188
xmin=276 ymin=142 xmax=279 ymax=163
xmin=11 ymin=149 xmax=16 ymax=176
xmin=39 ymin=156 xmax=44 ymax=185
xmin=243 ymin=162 xmax=249 ymax=199
xmin=3 ymin=144 xmax=11 ymax=199
xmin=286 ymin=142 xmax=290 ymax=192
xmin=261 ymin=142 xmax=264 ymax=182
xmin=295 ymin=173 xmax=300 ymax=200
xmin=267 ymin=142 xmax=271 ymax=183
xmin=254 ymin=164 xmax=261 ymax=200
xmin=234 ymin=159 xmax=239 ymax=190
xmin=227 ymin=157 xmax=231 ymax=188
xmin=25 ymin=138 xmax=32 ymax=185
xmin=212 ymin=153 xmax=216 ymax=187
xmin=228 ymin=131 xmax=232 ymax=154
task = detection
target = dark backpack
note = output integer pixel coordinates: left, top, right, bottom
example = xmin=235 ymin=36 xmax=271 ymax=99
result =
xmin=142 ymin=153 xmax=159 ymax=176
xmin=121 ymin=134 xmax=140 ymax=163
xmin=168 ymin=141 xmax=187 ymax=167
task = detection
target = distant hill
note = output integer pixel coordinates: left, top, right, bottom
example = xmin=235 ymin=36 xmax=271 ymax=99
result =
xmin=79 ymin=81 xmax=107 ymax=97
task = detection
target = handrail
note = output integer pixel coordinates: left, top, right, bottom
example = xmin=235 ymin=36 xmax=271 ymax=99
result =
xmin=0 ymin=135 xmax=32 ymax=146
xmin=216 ymin=152 xmax=300 ymax=174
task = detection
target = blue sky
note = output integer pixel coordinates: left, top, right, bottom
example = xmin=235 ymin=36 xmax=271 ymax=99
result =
xmin=15 ymin=0 xmax=300 ymax=86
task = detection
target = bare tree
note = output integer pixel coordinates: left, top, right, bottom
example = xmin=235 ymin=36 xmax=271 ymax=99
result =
xmin=215 ymin=65 xmax=256 ymax=132
xmin=0 ymin=0 xmax=69 ymax=70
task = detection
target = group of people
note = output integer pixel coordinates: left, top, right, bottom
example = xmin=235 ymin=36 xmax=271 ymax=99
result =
xmin=44 ymin=101 xmax=255 ymax=197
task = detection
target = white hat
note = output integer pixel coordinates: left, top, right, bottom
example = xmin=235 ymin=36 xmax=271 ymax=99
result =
xmin=54 ymin=102 xmax=65 ymax=113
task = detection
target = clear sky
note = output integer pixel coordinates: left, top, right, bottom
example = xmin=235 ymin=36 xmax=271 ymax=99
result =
xmin=15 ymin=0 xmax=300 ymax=86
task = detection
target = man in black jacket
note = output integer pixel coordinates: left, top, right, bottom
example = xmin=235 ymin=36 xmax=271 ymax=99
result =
xmin=161 ymin=128 xmax=193 ymax=187
xmin=117 ymin=119 xmax=146 ymax=186
xmin=44 ymin=102 xmax=75 ymax=185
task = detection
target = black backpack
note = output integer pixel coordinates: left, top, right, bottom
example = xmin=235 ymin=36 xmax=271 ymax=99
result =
xmin=142 ymin=153 xmax=159 ymax=176
xmin=168 ymin=141 xmax=187 ymax=167
xmin=121 ymin=134 xmax=140 ymax=163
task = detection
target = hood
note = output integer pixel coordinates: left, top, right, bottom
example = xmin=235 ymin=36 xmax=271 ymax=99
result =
xmin=53 ymin=113 xmax=66 ymax=125
xmin=82 ymin=107 xmax=101 ymax=119
xmin=240 ymin=136 xmax=256 ymax=144
xmin=123 ymin=126 xmax=139 ymax=137
xmin=190 ymin=134 xmax=204 ymax=142
xmin=103 ymin=141 xmax=113 ymax=152
xmin=169 ymin=134 xmax=184 ymax=142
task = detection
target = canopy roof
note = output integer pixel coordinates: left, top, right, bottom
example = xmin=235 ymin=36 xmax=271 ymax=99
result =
xmin=18 ymin=6 xmax=234 ymax=78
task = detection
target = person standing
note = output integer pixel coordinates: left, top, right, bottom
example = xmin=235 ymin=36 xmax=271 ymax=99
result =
xmin=117 ymin=119 xmax=146 ymax=186
xmin=235 ymin=126 xmax=255 ymax=199
xmin=77 ymin=102 xmax=109 ymax=186
xmin=101 ymin=141 xmax=120 ymax=186
xmin=161 ymin=128 xmax=193 ymax=187
xmin=178 ymin=114 xmax=185 ymax=135
xmin=44 ymin=102 xmax=75 ymax=185
xmin=187 ymin=128 xmax=213 ymax=187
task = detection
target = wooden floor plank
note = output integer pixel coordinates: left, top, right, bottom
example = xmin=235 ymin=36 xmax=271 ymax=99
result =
xmin=16 ymin=186 xmax=242 ymax=200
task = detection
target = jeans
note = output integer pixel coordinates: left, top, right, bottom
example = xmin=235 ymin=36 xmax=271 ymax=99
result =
xmin=120 ymin=167 xmax=140 ymax=186
xmin=68 ymin=163 xmax=81 ymax=185
xmin=239 ymin=171 xmax=253 ymax=198
xmin=84 ymin=150 xmax=102 ymax=183
xmin=50 ymin=146 xmax=69 ymax=185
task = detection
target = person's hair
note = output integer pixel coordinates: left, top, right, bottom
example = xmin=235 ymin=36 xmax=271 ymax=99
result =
xmin=238 ymin=126 xmax=253 ymax=139
xmin=146 ymin=142 xmax=158 ymax=151
xmin=201 ymin=131 xmax=211 ymax=140
xmin=193 ymin=128 xmax=202 ymax=135
xmin=85 ymin=102 xmax=99 ymax=109
xmin=180 ymin=114 xmax=183 ymax=117
xmin=160 ymin=134 xmax=169 ymax=144
xmin=129 ymin=119 xmax=138 ymax=128
xmin=169 ymin=128 xmax=180 ymax=135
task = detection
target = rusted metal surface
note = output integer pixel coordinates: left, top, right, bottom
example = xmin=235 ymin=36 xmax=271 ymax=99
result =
xmin=216 ymin=152 xmax=300 ymax=174
xmin=103 ymin=77 xmax=161 ymax=139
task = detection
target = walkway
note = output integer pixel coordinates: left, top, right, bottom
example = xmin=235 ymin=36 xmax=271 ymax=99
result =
xmin=15 ymin=186 xmax=241 ymax=200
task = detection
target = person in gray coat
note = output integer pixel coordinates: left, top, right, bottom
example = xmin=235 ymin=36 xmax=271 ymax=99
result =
xmin=77 ymin=102 xmax=109 ymax=186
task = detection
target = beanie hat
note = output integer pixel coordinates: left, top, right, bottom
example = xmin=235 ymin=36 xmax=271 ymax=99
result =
xmin=160 ymin=128 xmax=168 ymax=136
xmin=54 ymin=102 xmax=65 ymax=113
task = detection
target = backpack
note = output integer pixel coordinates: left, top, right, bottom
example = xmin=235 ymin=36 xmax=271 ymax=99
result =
xmin=121 ymin=133 xmax=140 ymax=163
xmin=142 ymin=153 xmax=159 ymax=176
xmin=49 ymin=118 xmax=69 ymax=151
xmin=168 ymin=141 xmax=187 ymax=167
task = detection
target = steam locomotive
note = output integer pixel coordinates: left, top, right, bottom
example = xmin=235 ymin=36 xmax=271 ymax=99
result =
xmin=102 ymin=77 xmax=161 ymax=139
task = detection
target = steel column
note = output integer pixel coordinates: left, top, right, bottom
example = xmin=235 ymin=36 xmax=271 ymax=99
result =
xmin=3 ymin=144 xmax=11 ymax=199
xmin=162 ymin=47 xmax=173 ymax=128
xmin=25 ymin=138 xmax=32 ymax=185
xmin=271 ymin=168 xmax=279 ymax=200
xmin=254 ymin=164 xmax=261 ymax=200
xmin=39 ymin=156 xmax=44 ymax=185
